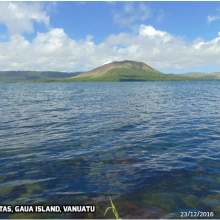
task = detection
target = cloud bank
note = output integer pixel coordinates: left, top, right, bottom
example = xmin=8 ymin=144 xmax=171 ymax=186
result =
xmin=0 ymin=2 xmax=49 ymax=35
xmin=1 ymin=2 xmax=220 ymax=72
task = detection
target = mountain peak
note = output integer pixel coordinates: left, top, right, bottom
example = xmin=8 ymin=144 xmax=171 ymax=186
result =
xmin=102 ymin=60 xmax=154 ymax=69
xmin=78 ymin=60 xmax=155 ymax=77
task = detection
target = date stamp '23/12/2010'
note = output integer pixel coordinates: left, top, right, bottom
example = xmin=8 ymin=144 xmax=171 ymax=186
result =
xmin=181 ymin=211 xmax=214 ymax=218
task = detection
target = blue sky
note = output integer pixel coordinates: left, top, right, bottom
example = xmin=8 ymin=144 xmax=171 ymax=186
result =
xmin=1 ymin=1 xmax=220 ymax=73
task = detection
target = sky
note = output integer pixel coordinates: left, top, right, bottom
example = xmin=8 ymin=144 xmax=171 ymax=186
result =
xmin=1 ymin=1 xmax=220 ymax=74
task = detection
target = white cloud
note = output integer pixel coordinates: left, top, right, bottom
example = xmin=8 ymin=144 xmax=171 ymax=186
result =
xmin=139 ymin=25 xmax=167 ymax=38
xmin=0 ymin=2 xmax=50 ymax=35
xmin=1 ymin=24 xmax=220 ymax=72
xmin=207 ymin=15 xmax=220 ymax=24
xmin=112 ymin=3 xmax=165 ymax=27
xmin=207 ymin=7 xmax=220 ymax=24
xmin=0 ymin=28 xmax=118 ymax=71
xmin=113 ymin=2 xmax=151 ymax=27
xmin=101 ymin=60 xmax=114 ymax=66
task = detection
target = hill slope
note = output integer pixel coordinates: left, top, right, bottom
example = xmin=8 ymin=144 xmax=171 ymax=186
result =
xmin=0 ymin=71 xmax=81 ymax=83
xmin=60 ymin=60 xmax=216 ymax=82
xmin=70 ymin=60 xmax=164 ymax=82
xmin=78 ymin=60 xmax=156 ymax=77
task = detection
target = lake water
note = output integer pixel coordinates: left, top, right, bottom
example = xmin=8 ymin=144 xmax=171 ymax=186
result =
xmin=0 ymin=81 xmax=220 ymax=219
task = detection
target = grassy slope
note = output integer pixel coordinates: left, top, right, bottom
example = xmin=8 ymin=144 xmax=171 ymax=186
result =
xmin=1 ymin=65 xmax=219 ymax=83
xmin=0 ymin=71 xmax=82 ymax=83
xmin=56 ymin=66 xmax=218 ymax=82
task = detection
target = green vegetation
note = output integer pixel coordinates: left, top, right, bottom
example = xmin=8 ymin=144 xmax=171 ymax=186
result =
xmin=104 ymin=196 xmax=121 ymax=219
xmin=55 ymin=67 xmax=218 ymax=82
xmin=0 ymin=71 xmax=81 ymax=83
xmin=0 ymin=61 xmax=219 ymax=83
xmin=180 ymin=72 xmax=220 ymax=79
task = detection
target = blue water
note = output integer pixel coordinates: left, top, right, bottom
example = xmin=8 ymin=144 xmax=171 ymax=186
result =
xmin=0 ymin=81 xmax=220 ymax=218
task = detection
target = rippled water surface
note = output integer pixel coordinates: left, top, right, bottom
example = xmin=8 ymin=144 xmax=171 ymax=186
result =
xmin=1 ymin=82 xmax=220 ymax=219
